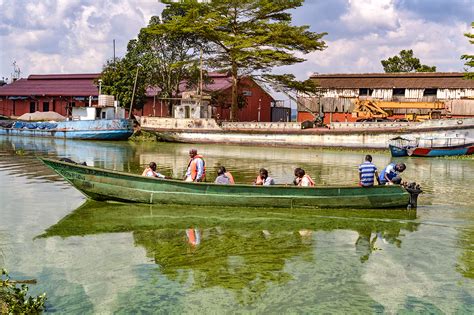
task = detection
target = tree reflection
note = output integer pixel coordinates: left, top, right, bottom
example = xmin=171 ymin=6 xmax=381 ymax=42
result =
xmin=457 ymin=226 xmax=474 ymax=279
xmin=40 ymin=201 xmax=419 ymax=304
xmin=134 ymin=228 xmax=313 ymax=304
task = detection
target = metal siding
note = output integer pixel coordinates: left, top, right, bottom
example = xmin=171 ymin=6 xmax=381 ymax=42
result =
xmin=271 ymin=107 xmax=291 ymax=122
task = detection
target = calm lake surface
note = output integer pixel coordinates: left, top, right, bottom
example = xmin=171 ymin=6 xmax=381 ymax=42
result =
xmin=0 ymin=135 xmax=473 ymax=314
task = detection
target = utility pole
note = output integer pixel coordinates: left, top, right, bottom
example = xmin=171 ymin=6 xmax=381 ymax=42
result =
xmin=199 ymin=47 xmax=203 ymax=106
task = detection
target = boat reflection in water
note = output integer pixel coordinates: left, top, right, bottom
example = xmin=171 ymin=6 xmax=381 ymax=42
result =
xmin=39 ymin=200 xmax=418 ymax=305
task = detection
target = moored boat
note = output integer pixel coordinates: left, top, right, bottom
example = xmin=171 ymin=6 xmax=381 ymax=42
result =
xmin=0 ymin=95 xmax=134 ymax=140
xmin=138 ymin=117 xmax=474 ymax=149
xmin=389 ymin=136 xmax=474 ymax=157
xmin=0 ymin=118 xmax=134 ymax=140
xmin=40 ymin=158 xmax=421 ymax=209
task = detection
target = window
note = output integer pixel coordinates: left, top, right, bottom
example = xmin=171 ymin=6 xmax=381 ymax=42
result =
xmin=43 ymin=102 xmax=49 ymax=112
xmin=392 ymin=88 xmax=406 ymax=96
xmin=30 ymin=102 xmax=36 ymax=113
xmin=359 ymin=88 xmax=374 ymax=96
xmin=423 ymin=89 xmax=437 ymax=96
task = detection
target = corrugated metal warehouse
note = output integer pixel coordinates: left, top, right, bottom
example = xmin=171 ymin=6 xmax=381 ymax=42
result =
xmin=298 ymin=72 xmax=474 ymax=123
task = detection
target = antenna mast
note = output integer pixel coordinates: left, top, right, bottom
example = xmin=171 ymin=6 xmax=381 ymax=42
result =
xmin=11 ymin=61 xmax=21 ymax=82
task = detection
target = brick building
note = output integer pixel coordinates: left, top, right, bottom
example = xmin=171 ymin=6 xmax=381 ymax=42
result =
xmin=298 ymin=72 xmax=474 ymax=124
xmin=0 ymin=72 xmax=277 ymax=122
xmin=0 ymin=74 xmax=100 ymax=118
xmin=139 ymin=73 xmax=276 ymax=122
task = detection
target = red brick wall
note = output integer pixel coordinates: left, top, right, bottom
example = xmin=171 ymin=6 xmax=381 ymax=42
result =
xmin=138 ymin=78 xmax=273 ymax=122
xmin=136 ymin=98 xmax=170 ymax=117
xmin=214 ymin=78 xmax=273 ymax=122
xmin=0 ymin=97 xmax=88 ymax=118
xmin=237 ymin=78 xmax=272 ymax=122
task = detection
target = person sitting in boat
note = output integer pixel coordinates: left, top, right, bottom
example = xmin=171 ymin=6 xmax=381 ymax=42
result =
xmin=184 ymin=149 xmax=206 ymax=182
xmin=358 ymin=155 xmax=380 ymax=187
xmin=254 ymin=168 xmax=275 ymax=186
xmin=142 ymin=162 xmax=166 ymax=179
xmin=214 ymin=166 xmax=235 ymax=185
xmin=379 ymin=162 xmax=406 ymax=185
xmin=293 ymin=168 xmax=315 ymax=187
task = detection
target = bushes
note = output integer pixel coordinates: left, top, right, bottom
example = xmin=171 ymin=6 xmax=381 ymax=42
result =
xmin=0 ymin=269 xmax=46 ymax=314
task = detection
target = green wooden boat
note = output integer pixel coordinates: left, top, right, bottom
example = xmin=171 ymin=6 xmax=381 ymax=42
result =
xmin=40 ymin=158 xmax=420 ymax=209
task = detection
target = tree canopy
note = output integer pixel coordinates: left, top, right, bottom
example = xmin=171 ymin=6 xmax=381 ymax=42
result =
xmin=100 ymin=6 xmax=201 ymax=114
xmin=151 ymin=0 xmax=327 ymax=120
xmin=381 ymin=49 xmax=436 ymax=73
xmin=461 ymin=22 xmax=474 ymax=79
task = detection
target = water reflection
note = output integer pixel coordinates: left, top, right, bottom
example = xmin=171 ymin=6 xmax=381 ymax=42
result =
xmin=2 ymin=135 xmax=473 ymax=312
xmin=40 ymin=201 xmax=419 ymax=305
xmin=0 ymin=136 xmax=136 ymax=172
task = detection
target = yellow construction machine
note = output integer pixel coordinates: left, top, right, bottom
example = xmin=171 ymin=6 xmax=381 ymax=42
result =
xmin=352 ymin=99 xmax=446 ymax=121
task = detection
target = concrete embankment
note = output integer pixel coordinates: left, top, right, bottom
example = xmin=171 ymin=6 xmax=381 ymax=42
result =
xmin=137 ymin=116 xmax=474 ymax=149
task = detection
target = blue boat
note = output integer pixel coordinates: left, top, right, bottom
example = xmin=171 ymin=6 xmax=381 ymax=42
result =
xmin=0 ymin=118 xmax=134 ymax=140
xmin=389 ymin=136 xmax=474 ymax=157
xmin=388 ymin=137 xmax=417 ymax=157
xmin=0 ymin=99 xmax=135 ymax=140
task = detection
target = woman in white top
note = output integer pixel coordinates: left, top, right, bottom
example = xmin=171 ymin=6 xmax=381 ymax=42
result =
xmin=142 ymin=162 xmax=166 ymax=178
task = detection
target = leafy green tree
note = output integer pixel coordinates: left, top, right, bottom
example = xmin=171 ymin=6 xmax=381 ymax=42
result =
xmin=100 ymin=6 xmax=202 ymax=114
xmin=381 ymin=49 xmax=436 ymax=73
xmin=152 ymin=0 xmax=327 ymax=120
xmin=100 ymin=55 xmax=148 ymax=112
xmin=461 ymin=22 xmax=474 ymax=79
xmin=1 ymin=269 xmax=46 ymax=314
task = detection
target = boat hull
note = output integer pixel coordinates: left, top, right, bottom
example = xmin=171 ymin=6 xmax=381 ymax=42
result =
xmin=409 ymin=145 xmax=474 ymax=157
xmin=389 ymin=144 xmax=408 ymax=157
xmin=40 ymin=158 xmax=412 ymax=209
xmin=140 ymin=117 xmax=474 ymax=149
xmin=0 ymin=119 xmax=134 ymax=140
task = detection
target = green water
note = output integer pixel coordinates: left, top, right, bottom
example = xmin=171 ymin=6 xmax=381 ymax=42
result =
xmin=0 ymin=136 xmax=473 ymax=313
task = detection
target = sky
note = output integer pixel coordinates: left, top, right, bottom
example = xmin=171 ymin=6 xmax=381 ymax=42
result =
xmin=0 ymin=0 xmax=473 ymax=82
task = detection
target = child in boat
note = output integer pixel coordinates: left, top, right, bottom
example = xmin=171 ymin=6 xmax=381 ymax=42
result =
xmin=358 ymin=155 xmax=380 ymax=187
xmin=294 ymin=168 xmax=315 ymax=186
xmin=142 ymin=162 xmax=166 ymax=179
xmin=254 ymin=168 xmax=275 ymax=186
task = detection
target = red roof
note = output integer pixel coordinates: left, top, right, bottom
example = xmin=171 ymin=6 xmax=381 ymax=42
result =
xmin=0 ymin=73 xmax=100 ymax=96
xmin=146 ymin=72 xmax=233 ymax=97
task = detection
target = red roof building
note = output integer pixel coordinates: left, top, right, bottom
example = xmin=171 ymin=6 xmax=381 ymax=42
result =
xmin=0 ymin=73 xmax=100 ymax=117
xmin=0 ymin=72 xmax=276 ymax=122
xmin=139 ymin=72 xmax=275 ymax=122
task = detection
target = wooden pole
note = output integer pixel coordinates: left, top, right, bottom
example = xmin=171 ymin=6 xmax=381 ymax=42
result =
xmin=129 ymin=65 xmax=140 ymax=119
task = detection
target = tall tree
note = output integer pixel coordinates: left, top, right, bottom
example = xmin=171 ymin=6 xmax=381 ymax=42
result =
xmin=461 ymin=22 xmax=474 ymax=79
xmin=152 ymin=0 xmax=327 ymax=120
xmin=381 ymin=49 xmax=436 ymax=73
xmin=100 ymin=6 xmax=201 ymax=114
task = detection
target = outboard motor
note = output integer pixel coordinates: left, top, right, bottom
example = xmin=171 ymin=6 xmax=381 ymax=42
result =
xmin=404 ymin=182 xmax=422 ymax=209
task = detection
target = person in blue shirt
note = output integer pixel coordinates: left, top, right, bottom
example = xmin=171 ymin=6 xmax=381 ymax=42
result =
xmin=379 ymin=162 xmax=406 ymax=185
xmin=358 ymin=155 xmax=380 ymax=187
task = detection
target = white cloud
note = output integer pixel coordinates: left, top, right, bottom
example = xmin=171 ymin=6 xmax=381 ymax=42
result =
xmin=0 ymin=0 xmax=472 ymax=80
xmin=302 ymin=8 xmax=472 ymax=74
xmin=341 ymin=0 xmax=400 ymax=32
xmin=0 ymin=0 xmax=164 ymax=79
